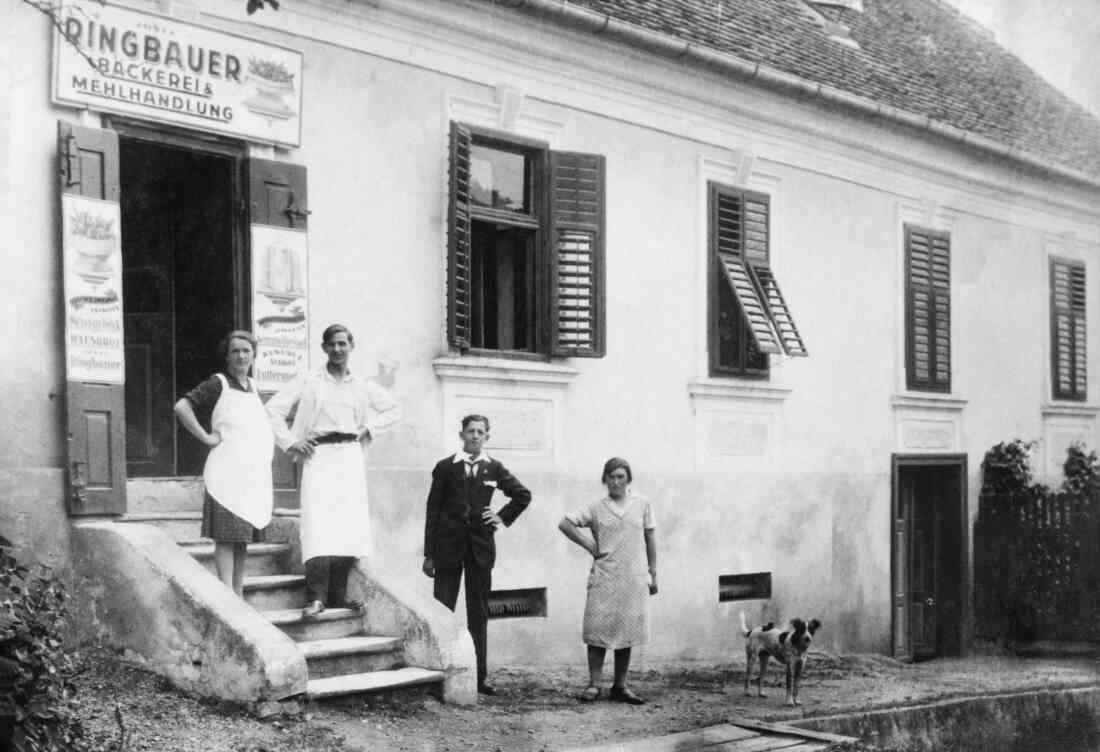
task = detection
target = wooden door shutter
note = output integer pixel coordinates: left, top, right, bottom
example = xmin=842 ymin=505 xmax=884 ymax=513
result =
xmin=1051 ymin=257 xmax=1087 ymax=400
xmin=249 ymin=158 xmax=308 ymax=509
xmin=447 ymin=122 xmax=473 ymax=351
xmin=548 ymin=151 xmax=605 ymax=357
xmin=905 ymin=226 xmax=951 ymax=392
xmin=59 ymin=121 xmax=127 ymax=516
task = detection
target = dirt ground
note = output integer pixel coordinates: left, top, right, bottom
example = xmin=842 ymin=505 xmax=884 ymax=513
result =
xmin=72 ymin=649 xmax=1100 ymax=752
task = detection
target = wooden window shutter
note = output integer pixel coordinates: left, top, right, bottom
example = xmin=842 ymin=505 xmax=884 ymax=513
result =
xmin=711 ymin=186 xmax=782 ymax=355
xmin=549 ymin=150 xmax=605 ymax=357
xmin=1051 ymin=257 xmax=1087 ymax=400
xmin=58 ymin=121 xmax=127 ymax=516
xmin=447 ymin=122 xmax=473 ymax=351
xmin=905 ymin=226 xmax=951 ymax=392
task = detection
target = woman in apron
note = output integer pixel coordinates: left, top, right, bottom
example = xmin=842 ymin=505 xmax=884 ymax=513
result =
xmin=558 ymin=457 xmax=658 ymax=705
xmin=174 ymin=330 xmax=274 ymax=597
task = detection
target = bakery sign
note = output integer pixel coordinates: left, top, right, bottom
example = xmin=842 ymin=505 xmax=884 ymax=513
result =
xmin=52 ymin=0 xmax=302 ymax=147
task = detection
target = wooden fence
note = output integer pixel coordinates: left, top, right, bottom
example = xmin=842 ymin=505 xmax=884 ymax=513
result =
xmin=974 ymin=490 xmax=1100 ymax=642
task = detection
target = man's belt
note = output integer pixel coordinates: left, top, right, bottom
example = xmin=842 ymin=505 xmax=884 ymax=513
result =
xmin=311 ymin=432 xmax=359 ymax=445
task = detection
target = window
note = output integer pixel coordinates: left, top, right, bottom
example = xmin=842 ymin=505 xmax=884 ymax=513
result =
xmin=708 ymin=182 xmax=806 ymax=377
xmin=1050 ymin=256 xmax=1087 ymax=401
xmin=447 ymin=122 xmax=605 ymax=357
xmin=905 ymin=225 xmax=951 ymax=392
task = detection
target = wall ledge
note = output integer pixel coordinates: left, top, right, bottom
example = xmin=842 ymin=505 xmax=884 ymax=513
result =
xmin=432 ymin=356 xmax=578 ymax=387
xmin=1041 ymin=402 xmax=1100 ymax=419
xmin=687 ymin=379 xmax=793 ymax=403
xmin=891 ymin=393 xmax=968 ymax=412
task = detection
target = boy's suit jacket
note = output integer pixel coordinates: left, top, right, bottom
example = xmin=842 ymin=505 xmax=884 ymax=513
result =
xmin=424 ymin=454 xmax=531 ymax=570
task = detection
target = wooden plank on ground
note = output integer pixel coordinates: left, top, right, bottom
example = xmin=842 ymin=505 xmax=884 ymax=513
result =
xmin=710 ymin=736 xmax=819 ymax=751
xmin=729 ymin=718 xmax=859 ymax=745
xmin=560 ymin=724 xmax=758 ymax=752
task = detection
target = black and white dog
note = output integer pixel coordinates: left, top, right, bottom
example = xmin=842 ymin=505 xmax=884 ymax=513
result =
xmin=741 ymin=612 xmax=822 ymax=706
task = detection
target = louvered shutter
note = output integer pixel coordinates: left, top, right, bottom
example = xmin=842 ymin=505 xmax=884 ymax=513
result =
xmin=549 ymin=151 xmax=605 ymax=357
xmin=1051 ymin=258 xmax=1087 ymax=400
xmin=712 ymin=187 xmax=782 ymax=355
xmin=905 ymin=227 xmax=951 ymax=392
xmin=447 ymin=122 xmax=473 ymax=350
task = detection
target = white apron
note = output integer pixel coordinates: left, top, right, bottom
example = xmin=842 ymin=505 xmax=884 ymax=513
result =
xmin=203 ymin=374 xmax=274 ymax=529
xmin=299 ymin=442 xmax=372 ymax=560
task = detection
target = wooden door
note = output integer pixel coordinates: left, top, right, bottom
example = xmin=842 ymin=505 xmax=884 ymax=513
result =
xmin=249 ymin=158 xmax=307 ymax=509
xmin=59 ymin=121 xmax=127 ymax=515
xmin=907 ymin=470 xmax=939 ymax=660
xmin=120 ymin=140 xmax=176 ymax=477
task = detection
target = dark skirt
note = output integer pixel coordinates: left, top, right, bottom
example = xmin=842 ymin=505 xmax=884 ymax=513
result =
xmin=200 ymin=492 xmax=267 ymax=543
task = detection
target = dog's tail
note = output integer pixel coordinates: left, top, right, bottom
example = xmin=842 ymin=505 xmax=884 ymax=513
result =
xmin=739 ymin=611 xmax=751 ymax=636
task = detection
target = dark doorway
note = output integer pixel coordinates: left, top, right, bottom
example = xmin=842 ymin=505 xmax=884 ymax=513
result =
xmin=892 ymin=455 xmax=969 ymax=661
xmin=119 ymin=137 xmax=241 ymax=477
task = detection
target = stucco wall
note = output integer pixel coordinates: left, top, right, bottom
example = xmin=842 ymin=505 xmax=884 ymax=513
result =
xmin=3 ymin=0 xmax=1100 ymax=668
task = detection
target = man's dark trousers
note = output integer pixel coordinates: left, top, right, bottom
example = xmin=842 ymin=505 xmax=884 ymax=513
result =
xmin=433 ymin=552 xmax=491 ymax=686
xmin=305 ymin=555 xmax=355 ymax=606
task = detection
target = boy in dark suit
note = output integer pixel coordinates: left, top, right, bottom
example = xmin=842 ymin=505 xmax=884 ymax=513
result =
xmin=422 ymin=414 xmax=532 ymax=696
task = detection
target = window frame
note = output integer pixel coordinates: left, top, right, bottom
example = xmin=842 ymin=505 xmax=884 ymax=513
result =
xmin=904 ymin=224 xmax=952 ymax=393
xmin=1050 ymin=255 xmax=1087 ymax=402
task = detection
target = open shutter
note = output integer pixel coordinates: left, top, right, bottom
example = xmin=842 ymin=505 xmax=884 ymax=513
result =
xmin=751 ymin=265 xmax=807 ymax=357
xmin=1051 ymin=257 xmax=1087 ymax=400
xmin=712 ymin=188 xmax=782 ymax=355
xmin=447 ymin=122 xmax=473 ymax=350
xmin=548 ymin=151 xmax=606 ymax=357
xmin=906 ymin=227 xmax=951 ymax=392
xmin=59 ymin=121 xmax=127 ymax=516
xmin=249 ymin=158 xmax=308 ymax=509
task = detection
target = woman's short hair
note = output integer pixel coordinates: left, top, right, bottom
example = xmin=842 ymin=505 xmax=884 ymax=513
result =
xmin=220 ymin=330 xmax=258 ymax=359
xmin=322 ymin=323 xmax=354 ymax=345
xmin=601 ymin=457 xmax=633 ymax=483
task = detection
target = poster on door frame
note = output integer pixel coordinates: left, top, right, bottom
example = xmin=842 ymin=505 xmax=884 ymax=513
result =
xmin=251 ymin=225 xmax=309 ymax=390
xmin=62 ymin=194 xmax=125 ymax=384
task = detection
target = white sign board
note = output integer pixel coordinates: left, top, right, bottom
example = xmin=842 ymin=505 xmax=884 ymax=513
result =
xmin=251 ymin=225 xmax=309 ymax=389
xmin=62 ymin=194 xmax=125 ymax=384
xmin=53 ymin=0 xmax=302 ymax=147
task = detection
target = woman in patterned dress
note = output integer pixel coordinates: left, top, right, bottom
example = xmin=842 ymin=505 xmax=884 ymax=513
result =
xmin=559 ymin=457 xmax=658 ymax=704
xmin=174 ymin=330 xmax=274 ymax=597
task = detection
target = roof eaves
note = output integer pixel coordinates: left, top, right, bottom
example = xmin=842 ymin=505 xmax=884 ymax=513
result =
xmin=489 ymin=0 xmax=1100 ymax=189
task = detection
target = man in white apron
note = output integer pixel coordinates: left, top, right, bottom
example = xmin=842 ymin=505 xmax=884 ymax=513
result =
xmin=266 ymin=324 xmax=401 ymax=618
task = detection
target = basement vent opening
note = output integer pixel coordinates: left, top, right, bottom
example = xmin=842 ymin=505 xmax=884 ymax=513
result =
xmin=718 ymin=572 xmax=772 ymax=602
xmin=488 ymin=587 xmax=547 ymax=619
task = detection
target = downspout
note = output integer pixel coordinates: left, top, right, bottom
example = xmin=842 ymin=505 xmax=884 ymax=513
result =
xmin=492 ymin=0 xmax=1100 ymax=191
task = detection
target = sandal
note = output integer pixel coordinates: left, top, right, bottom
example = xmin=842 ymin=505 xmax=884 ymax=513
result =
xmin=609 ymin=685 xmax=645 ymax=705
xmin=579 ymin=685 xmax=600 ymax=702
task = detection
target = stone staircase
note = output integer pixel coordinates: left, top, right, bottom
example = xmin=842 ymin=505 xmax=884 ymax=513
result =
xmin=120 ymin=480 xmax=445 ymax=702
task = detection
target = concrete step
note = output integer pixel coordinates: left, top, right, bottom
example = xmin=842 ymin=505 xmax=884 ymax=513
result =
xmin=264 ymin=607 xmax=365 ymax=641
xmin=306 ymin=667 xmax=444 ymax=700
xmin=125 ymin=477 xmax=206 ymax=514
xmin=117 ymin=512 xmax=204 ymax=542
xmin=181 ymin=541 xmax=292 ymax=577
xmin=299 ymin=636 xmax=404 ymax=679
xmin=242 ymin=574 xmax=306 ymax=611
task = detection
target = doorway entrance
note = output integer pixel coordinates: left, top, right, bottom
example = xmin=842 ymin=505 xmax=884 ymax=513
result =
xmin=891 ymin=454 xmax=969 ymax=661
xmin=118 ymin=133 xmax=245 ymax=477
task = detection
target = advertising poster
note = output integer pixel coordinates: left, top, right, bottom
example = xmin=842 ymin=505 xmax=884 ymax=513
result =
xmin=53 ymin=0 xmax=303 ymax=146
xmin=251 ymin=225 xmax=309 ymax=390
xmin=62 ymin=194 xmax=124 ymax=384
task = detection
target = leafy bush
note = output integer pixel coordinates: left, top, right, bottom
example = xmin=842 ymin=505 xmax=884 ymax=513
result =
xmin=980 ymin=438 xmax=1037 ymax=495
xmin=0 ymin=535 xmax=89 ymax=751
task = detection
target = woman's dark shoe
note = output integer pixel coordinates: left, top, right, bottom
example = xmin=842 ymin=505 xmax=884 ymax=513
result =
xmin=609 ymin=685 xmax=645 ymax=705
xmin=579 ymin=685 xmax=601 ymax=702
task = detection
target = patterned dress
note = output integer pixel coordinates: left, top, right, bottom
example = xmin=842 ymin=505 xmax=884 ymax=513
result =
xmin=566 ymin=493 xmax=655 ymax=649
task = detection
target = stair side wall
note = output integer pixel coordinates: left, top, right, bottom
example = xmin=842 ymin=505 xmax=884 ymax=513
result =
xmin=69 ymin=521 xmax=308 ymax=702
xmin=349 ymin=555 xmax=477 ymax=705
